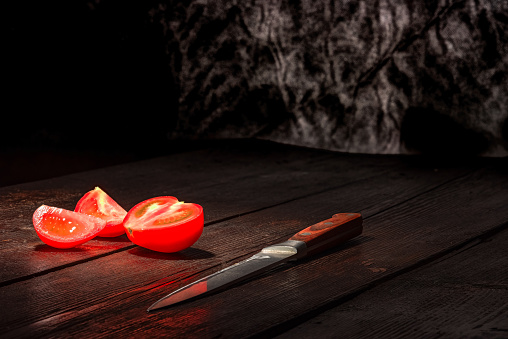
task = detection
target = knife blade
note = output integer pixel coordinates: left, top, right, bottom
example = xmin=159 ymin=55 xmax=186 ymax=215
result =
xmin=147 ymin=212 xmax=363 ymax=312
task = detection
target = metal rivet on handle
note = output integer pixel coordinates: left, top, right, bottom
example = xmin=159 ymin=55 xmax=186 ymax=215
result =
xmin=300 ymin=232 xmax=312 ymax=236
xmin=323 ymin=222 xmax=334 ymax=225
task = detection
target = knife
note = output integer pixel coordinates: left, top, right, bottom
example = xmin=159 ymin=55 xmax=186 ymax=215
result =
xmin=147 ymin=212 xmax=363 ymax=312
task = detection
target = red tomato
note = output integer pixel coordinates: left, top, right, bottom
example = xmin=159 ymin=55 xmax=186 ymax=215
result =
xmin=75 ymin=187 xmax=127 ymax=237
xmin=123 ymin=196 xmax=204 ymax=253
xmin=33 ymin=205 xmax=107 ymax=249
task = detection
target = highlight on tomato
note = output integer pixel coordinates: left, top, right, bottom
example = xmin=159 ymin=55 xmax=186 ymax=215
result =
xmin=75 ymin=187 xmax=127 ymax=237
xmin=123 ymin=196 xmax=204 ymax=253
xmin=33 ymin=205 xmax=107 ymax=249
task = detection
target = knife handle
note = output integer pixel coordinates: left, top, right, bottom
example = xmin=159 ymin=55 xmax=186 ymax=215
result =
xmin=289 ymin=213 xmax=363 ymax=256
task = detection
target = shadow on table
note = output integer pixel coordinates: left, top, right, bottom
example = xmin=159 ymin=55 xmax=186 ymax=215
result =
xmin=127 ymin=246 xmax=215 ymax=261
xmin=33 ymin=244 xmax=91 ymax=253
xmin=94 ymin=235 xmax=132 ymax=243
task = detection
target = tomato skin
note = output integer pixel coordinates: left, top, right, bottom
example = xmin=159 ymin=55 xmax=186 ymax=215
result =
xmin=123 ymin=196 xmax=204 ymax=253
xmin=33 ymin=205 xmax=107 ymax=249
xmin=75 ymin=187 xmax=127 ymax=237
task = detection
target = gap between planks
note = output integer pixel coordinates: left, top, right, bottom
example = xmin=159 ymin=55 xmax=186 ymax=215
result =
xmin=0 ymin=162 xmax=490 ymax=337
xmin=0 ymin=142 xmax=387 ymax=284
xmin=0 ymin=165 xmax=402 ymax=288
xmin=256 ymin=219 xmax=508 ymax=338
xmin=272 ymin=225 xmax=508 ymax=339
xmin=34 ymin=164 xmax=508 ymax=339
xmin=0 ymin=154 xmax=418 ymax=288
xmin=1 ymin=156 xmax=478 ymax=290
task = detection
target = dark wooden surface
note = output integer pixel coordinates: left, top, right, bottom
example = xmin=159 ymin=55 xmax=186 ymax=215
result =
xmin=0 ymin=139 xmax=506 ymax=338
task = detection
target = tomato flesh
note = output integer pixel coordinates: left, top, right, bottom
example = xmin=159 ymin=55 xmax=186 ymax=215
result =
xmin=33 ymin=205 xmax=107 ymax=248
xmin=123 ymin=196 xmax=204 ymax=253
xmin=75 ymin=187 xmax=127 ymax=237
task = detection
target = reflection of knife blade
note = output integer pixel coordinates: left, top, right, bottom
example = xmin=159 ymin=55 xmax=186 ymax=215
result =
xmin=147 ymin=213 xmax=363 ymax=312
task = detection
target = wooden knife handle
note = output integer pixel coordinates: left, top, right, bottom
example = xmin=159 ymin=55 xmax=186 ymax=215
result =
xmin=289 ymin=213 xmax=363 ymax=256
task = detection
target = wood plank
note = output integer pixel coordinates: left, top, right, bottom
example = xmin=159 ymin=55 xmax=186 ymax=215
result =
xmin=0 ymin=158 xmax=498 ymax=338
xmin=0 ymin=140 xmax=393 ymax=284
xmin=8 ymin=163 xmax=503 ymax=339
xmin=0 ymin=140 xmax=462 ymax=284
xmin=276 ymin=224 xmax=508 ymax=338
xmin=247 ymin=166 xmax=508 ymax=338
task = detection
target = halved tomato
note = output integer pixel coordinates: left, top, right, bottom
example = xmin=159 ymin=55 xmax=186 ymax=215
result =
xmin=75 ymin=187 xmax=127 ymax=237
xmin=33 ymin=205 xmax=107 ymax=248
xmin=123 ymin=196 xmax=204 ymax=253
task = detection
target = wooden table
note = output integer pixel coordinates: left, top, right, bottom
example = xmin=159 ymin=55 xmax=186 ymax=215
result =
xmin=1 ymin=139 xmax=507 ymax=338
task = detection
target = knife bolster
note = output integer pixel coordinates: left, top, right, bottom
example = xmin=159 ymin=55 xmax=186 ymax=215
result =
xmin=261 ymin=240 xmax=307 ymax=260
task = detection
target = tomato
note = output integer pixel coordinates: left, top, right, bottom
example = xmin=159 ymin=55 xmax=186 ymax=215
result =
xmin=123 ymin=196 xmax=204 ymax=253
xmin=33 ymin=205 xmax=107 ymax=249
xmin=75 ymin=187 xmax=127 ymax=237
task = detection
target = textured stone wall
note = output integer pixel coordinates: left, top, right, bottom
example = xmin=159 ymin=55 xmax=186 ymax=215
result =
xmin=6 ymin=0 xmax=507 ymax=156
xmin=150 ymin=0 xmax=508 ymax=156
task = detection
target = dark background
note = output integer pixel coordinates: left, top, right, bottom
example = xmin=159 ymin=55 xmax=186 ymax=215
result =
xmin=3 ymin=1 xmax=178 ymax=186
xmin=3 ymin=0 xmax=508 ymax=186
xmin=4 ymin=1 xmax=175 ymax=152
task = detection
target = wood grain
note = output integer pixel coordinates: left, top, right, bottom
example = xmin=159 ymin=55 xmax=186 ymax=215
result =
xmin=45 ymin=167 xmax=507 ymax=339
xmin=1 ymin=158 xmax=500 ymax=338
xmin=0 ymin=141 xmax=392 ymax=284
xmin=0 ymin=140 xmax=463 ymax=285
xmin=277 ymin=224 xmax=508 ymax=339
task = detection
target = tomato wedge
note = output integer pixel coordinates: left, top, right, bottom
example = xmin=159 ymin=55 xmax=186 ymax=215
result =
xmin=75 ymin=187 xmax=127 ymax=237
xmin=123 ymin=196 xmax=204 ymax=253
xmin=33 ymin=205 xmax=107 ymax=249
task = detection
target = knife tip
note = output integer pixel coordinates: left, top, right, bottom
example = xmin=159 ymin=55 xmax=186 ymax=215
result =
xmin=147 ymin=304 xmax=160 ymax=313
